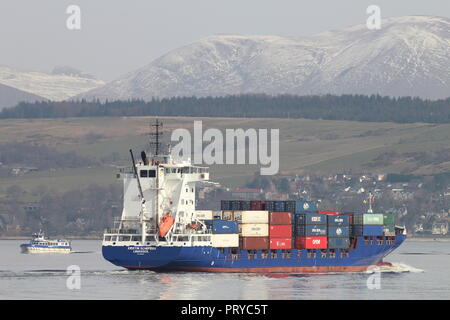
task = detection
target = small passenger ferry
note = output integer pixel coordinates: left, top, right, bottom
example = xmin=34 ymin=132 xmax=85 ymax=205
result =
xmin=20 ymin=231 xmax=72 ymax=253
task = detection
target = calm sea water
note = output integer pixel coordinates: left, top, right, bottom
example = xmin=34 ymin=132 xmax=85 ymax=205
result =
xmin=0 ymin=239 xmax=449 ymax=300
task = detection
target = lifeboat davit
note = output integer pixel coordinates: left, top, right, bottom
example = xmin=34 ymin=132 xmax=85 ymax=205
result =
xmin=159 ymin=213 xmax=175 ymax=237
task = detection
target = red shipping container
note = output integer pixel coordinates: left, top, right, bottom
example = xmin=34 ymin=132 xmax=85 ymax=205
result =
xmin=240 ymin=237 xmax=269 ymax=250
xmin=269 ymin=211 xmax=292 ymax=225
xmin=269 ymin=225 xmax=292 ymax=238
xmin=250 ymin=200 xmax=265 ymax=210
xmin=270 ymin=238 xmax=292 ymax=249
xmin=295 ymin=236 xmax=328 ymax=249
xmin=317 ymin=210 xmax=341 ymax=215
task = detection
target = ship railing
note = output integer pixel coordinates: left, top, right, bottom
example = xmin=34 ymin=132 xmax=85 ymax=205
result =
xmin=104 ymin=228 xmax=140 ymax=235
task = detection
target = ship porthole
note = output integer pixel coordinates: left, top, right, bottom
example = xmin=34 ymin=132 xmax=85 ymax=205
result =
xmin=211 ymin=261 xmax=215 ymax=266
xmin=112 ymin=242 xmax=116 ymax=245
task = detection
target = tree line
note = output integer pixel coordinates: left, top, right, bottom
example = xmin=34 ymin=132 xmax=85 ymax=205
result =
xmin=0 ymin=94 xmax=449 ymax=123
xmin=0 ymin=142 xmax=97 ymax=173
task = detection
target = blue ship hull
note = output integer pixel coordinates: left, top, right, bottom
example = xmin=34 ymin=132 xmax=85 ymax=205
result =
xmin=102 ymin=234 xmax=406 ymax=273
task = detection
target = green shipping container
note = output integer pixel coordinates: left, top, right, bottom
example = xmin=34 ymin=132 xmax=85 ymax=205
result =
xmin=360 ymin=214 xmax=383 ymax=225
xmin=383 ymin=213 xmax=395 ymax=225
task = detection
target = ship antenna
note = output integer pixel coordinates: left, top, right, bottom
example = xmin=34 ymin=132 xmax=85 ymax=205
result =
xmin=149 ymin=119 xmax=163 ymax=156
xmin=367 ymin=191 xmax=374 ymax=214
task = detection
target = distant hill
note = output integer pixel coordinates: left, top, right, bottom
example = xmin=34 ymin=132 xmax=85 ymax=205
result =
xmin=80 ymin=16 xmax=450 ymax=101
xmin=0 ymin=83 xmax=45 ymax=110
xmin=0 ymin=65 xmax=104 ymax=101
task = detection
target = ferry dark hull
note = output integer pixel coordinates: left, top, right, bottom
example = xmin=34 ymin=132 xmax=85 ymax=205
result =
xmin=102 ymin=234 xmax=406 ymax=273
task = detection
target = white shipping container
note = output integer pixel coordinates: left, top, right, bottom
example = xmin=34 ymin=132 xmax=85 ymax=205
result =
xmin=238 ymin=211 xmax=269 ymax=224
xmin=240 ymin=224 xmax=269 ymax=237
xmin=192 ymin=210 xmax=213 ymax=220
xmin=211 ymin=234 xmax=239 ymax=248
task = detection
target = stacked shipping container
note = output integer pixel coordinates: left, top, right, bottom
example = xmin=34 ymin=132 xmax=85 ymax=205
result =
xmin=239 ymin=211 xmax=269 ymax=250
xmin=269 ymin=212 xmax=293 ymax=249
xmin=352 ymin=213 xmax=383 ymax=236
xmin=204 ymin=219 xmax=240 ymax=247
xmin=213 ymin=200 xmax=396 ymax=250
xmin=327 ymin=215 xmax=351 ymax=249
xmin=294 ymin=213 xmax=328 ymax=249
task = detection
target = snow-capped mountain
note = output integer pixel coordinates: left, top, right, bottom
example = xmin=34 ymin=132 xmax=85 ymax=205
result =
xmin=0 ymin=65 xmax=104 ymax=101
xmin=80 ymin=16 xmax=450 ymax=100
xmin=0 ymin=83 xmax=46 ymax=110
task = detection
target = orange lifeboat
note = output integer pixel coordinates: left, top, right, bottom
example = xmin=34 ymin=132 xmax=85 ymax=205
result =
xmin=158 ymin=213 xmax=175 ymax=237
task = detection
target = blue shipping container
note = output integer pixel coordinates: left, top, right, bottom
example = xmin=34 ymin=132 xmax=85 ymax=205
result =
xmin=231 ymin=201 xmax=240 ymax=210
xmin=328 ymin=237 xmax=350 ymax=249
xmin=295 ymin=224 xmax=327 ymax=236
xmin=351 ymin=225 xmax=363 ymax=236
xmin=328 ymin=226 xmax=350 ymax=237
xmin=284 ymin=201 xmax=296 ymax=212
xmin=295 ymin=201 xmax=318 ymax=213
xmin=274 ymin=201 xmax=286 ymax=212
xmin=327 ymin=215 xmax=350 ymax=226
xmin=204 ymin=220 xmax=239 ymax=234
xmin=220 ymin=200 xmax=231 ymax=210
xmin=265 ymin=201 xmax=275 ymax=211
xmin=352 ymin=225 xmax=384 ymax=236
xmin=363 ymin=225 xmax=385 ymax=236
xmin=295 ymin=213 xmax=327 ymax=225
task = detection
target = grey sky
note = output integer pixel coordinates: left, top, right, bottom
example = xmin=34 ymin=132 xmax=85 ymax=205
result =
xmin=1 ymin=0 xmax=449 ymax=81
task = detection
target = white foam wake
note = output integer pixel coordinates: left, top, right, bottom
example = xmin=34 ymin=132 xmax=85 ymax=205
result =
xmin=366 ymin=263 xmax=424 ymax=273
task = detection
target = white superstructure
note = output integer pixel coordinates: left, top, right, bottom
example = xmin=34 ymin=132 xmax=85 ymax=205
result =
xmin=102 ymin=120 xmax=213 ymax=248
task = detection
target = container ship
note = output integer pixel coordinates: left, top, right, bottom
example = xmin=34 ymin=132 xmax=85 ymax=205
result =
xmin=102 ymin=120 xmax=406 ymax=273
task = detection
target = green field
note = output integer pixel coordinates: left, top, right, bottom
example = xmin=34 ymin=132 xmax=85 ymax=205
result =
xmin=1 ymin=116 xmax=449 ymax=192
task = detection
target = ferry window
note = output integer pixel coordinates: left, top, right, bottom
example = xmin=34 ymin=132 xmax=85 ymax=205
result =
xmin=148 ymin=170 xmax=156 ymax=178
xmin=105 ymin=236 xmax=111 ymax=241
xmin=140 ymin=170 xmax=148 ymax=178
xmin=191 ymin=188 xmax=194 ymax=192
xmin=172 ymin=169 xmax=177 ymax=173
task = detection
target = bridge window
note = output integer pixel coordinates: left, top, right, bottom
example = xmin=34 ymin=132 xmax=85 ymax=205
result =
xmin=148 ymin=170 xmax=156 ymax=177
xmin=140 ymin=170 xmax=148 ymax=178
